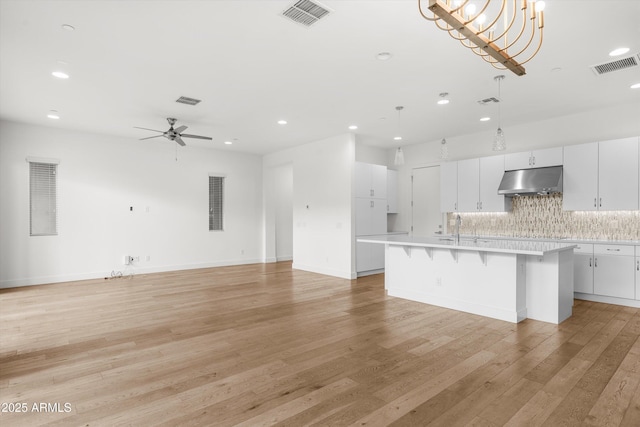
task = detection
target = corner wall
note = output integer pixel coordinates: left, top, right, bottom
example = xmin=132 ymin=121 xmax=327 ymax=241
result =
xmin=263 ymin=133 xmax=356 ymax=279
xmin=0 ymin=120 xmax=263 ymax=287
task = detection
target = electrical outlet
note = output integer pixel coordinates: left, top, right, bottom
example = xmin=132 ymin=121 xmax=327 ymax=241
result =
xmin=436 ymin=277 xmax=442 ymax=286
xmin=123 ymin=255 xmax=133 ymax=265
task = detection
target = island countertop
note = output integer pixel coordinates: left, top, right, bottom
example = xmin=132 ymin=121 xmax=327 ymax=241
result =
xmin=356 ymin=234 xmax=577 ymax=256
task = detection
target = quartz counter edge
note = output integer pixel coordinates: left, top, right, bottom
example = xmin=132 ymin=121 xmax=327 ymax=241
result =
xmin=356 ymin=235 xmax=577 ymax=257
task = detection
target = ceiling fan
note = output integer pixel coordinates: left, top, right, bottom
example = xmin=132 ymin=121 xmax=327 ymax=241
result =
xmin=134 ymin=117 xmax=212 ymax=146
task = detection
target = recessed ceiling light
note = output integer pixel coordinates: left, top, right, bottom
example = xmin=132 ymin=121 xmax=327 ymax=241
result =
xmin=393 ymin=136 xmax=402 ymax=141
xmin=609 ymin=47 xmax=630 ymax=57
xmin=277 ymin=120 xmax=287 ymax=125
xmin=61 ymin=24 xmax=75 ymax=31
xmin=348 ymin=125 xmax=358 ymax=130
xmin=480 ymin=117 xmax=491 ymax=122
xmin=52 ymin=71 xmax=69 ymax=79
xmin=224 ymin=141 xmax=233 ymax=145
xmin=47 ymin=111 xmax=60 ymax=119
xmin=376 ymin=52 xmax=392 ymax=61
xmin=631 ymin=83 xmax=640 ymax=89
xmin=437 ymin=92 xmax=450 ymax=105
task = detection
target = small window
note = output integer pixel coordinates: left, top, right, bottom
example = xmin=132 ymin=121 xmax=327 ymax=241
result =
xmin=209 ymin=175 xmax=224 ymax=231
xmin=29 ymin=161 xmax=58 ymax=236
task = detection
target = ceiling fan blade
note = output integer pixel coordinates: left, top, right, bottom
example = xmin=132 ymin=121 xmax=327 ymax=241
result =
xmin=181 ymin=133 xmax=212 ymax=140
xmin=173 ymin=125 xmax=187 ymax=133
xmin=139 ymin=135 xmax=164 ymax=141
xmin=134 ymin=126 xmax=164 ymax=133
xmin=174 ymin=136 xmax=186 ymax=146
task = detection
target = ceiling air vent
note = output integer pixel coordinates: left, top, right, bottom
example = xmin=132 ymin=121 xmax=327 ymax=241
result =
xmin=477 ymin=97 xmax=500 ymax=105
xmin=590 ymin=53 xmax=639 ymax=75
xmin=282 ymin=0 xmax=331 ymax=27
xmin=176 ymin=96 xmax=201 ymax=106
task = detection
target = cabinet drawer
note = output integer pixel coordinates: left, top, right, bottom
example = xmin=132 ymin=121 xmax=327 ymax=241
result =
xmin=594 ymin=244 xmax=634 ymax=256
xmin=573 ymin=243 xmax=594 ymax=254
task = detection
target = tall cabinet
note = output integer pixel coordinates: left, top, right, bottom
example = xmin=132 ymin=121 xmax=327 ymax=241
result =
xmin=355 ymin=162 xmax=387 ymax=275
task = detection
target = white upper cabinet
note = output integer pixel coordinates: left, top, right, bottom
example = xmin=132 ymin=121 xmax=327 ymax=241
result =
xmin=387 ymin=169 xmax=398 ymax=214
xmin=505 ymin=147 xmax=563 ymax=170
xmin=454 ymin=155 xmax=508 ymax=212
xmin=598 ymin=137 xmax=639 ymax=211
xmin=440 ymin=161 xmax=458 ymax=213
xmin=563 ymin=142 xmax=599 ymax=211
xmin=563 ymin=138 xmax=639 ymax=211
xmin=479 ymin=155 xmax=508 ymax=212
xmin=457 ymin=158 xmax=480 ymax=212
xmin=355 ymin=162 xmax=387 ymax=199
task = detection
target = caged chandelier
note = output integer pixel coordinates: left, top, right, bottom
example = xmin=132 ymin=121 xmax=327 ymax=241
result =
xmin=418 ymin=0 xmax=546 ymax=76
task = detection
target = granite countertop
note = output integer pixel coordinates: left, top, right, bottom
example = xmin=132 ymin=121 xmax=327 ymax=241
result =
xmin=436 ymin=234 xmax=640 ymax=246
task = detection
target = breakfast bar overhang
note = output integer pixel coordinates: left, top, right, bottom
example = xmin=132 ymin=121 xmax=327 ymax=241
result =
xmin=357 ymin=235 xmax=577 ymax=324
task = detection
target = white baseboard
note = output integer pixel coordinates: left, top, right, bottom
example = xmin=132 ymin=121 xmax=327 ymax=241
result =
xmin=292 ymin=263 xmax=354 ymax=280
xmin=574 ymin=292 xmax=640 ymax=308
xmin=0 ymin=258 xmax=263 ymax=289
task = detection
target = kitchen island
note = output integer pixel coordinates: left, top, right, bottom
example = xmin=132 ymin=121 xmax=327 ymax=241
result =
xmin=357 ymin=235 xmax=577 ymax=324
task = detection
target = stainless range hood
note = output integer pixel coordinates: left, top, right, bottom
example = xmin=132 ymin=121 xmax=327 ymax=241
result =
xmin=498 ymin=166 xmax=563 ymax=196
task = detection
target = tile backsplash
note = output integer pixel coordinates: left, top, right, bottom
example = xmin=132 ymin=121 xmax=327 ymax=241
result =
xmin=447 ymin=194 xmax=640 ymax=241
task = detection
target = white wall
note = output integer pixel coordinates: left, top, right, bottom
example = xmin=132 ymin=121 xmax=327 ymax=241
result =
xmin=386 ymin=103 xmax=640 ymax=234
xmin=0 ymin=120 xmax=263 ymax=287
xmin=263 ymin=133 xmax=356 ymax=279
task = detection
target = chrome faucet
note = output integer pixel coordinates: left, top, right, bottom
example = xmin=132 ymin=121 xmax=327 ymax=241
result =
xmin=454 ymin=214 xmax=461 ymax=245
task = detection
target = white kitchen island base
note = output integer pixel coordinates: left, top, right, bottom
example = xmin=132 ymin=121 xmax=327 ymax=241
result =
xmin=359 ymin=236 xmax=576 ymax=324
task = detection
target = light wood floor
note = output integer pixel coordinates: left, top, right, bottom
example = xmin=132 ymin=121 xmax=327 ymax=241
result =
xmin=1 ymin=262 xmax=639 ymax=426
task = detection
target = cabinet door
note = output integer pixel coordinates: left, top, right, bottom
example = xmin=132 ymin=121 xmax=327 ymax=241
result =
xmin=355 ymin=198 xmax=372 ymax=236
xmin=371 ymin=199 xmax=387 ymax=234
xmin=479 ymin=155 xmax=506 ymax=212
xmin=370 ymin=164 xmax=388 ymax=199
xmin=531 ymin=147 xmax=563 ymax=168
xmin=563 ymin=142 xmax=598 ymax=211
xmin=457 ymin=158 xmax=480 ymax=212
xmin=505 ymin=151 xmax=533 ymax=170
xmin=594 ymin=254 xmax=635 ymax=299
xmin=574 ymin=254 xmax=594 ymax=294
xmin=355 ymin=162 xmax=371 ymax=198
xmin=440 ymin=161 xmax=458 ymax=213
xmin=387 ymin=169 xmax=398 ymax=213
xmin=356 ymin=242 xmax=373 ymax=272
xmin=598 ymin=137 xmax=639 ymax=211
xmin=636 ymin=250 xmax=639 ymax=301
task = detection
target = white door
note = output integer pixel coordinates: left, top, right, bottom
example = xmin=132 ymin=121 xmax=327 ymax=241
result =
xmin=412 ymin=166 xmax=444 ymax=237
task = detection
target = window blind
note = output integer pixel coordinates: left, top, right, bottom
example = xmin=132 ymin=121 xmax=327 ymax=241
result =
xmin=30 ymin=162 xmax=58 ymax=236
xmin=209 ymin=176 xmax=224 ymax=231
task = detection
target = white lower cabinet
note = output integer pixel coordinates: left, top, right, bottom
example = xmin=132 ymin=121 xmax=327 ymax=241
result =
xmin=636 ymin=246 xmax=640 ymax=301
xmin=573 ymin=244 xmax=594 ymax=294
xmin=593 ymin=244 xmax=635 ymax=300
xmin=356 ymin=242 xmax=385 ymax=273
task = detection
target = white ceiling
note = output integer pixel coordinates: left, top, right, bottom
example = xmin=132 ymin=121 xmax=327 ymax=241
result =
xmin=1 ymin=0 xmax=639 ymax=155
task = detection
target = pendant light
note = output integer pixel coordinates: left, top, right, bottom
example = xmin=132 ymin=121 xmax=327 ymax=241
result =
xmin=394 ymin=106 xmax=405 ymax=165
xmin=493 ymin=75 xmax=506 ymax=151
xmin=440 ymin=138 xmax=449 ymax=160
xmin=438 ymin=93 xmax=449 ymax=160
